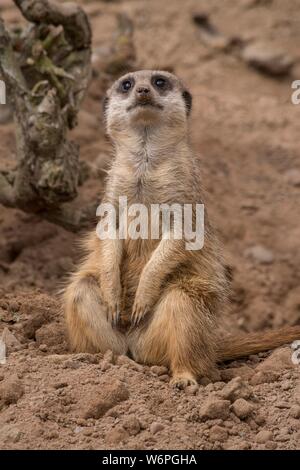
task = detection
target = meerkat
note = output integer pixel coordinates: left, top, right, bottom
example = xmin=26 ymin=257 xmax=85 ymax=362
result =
xmin=64 ymin=70 xmax=300 ymax=388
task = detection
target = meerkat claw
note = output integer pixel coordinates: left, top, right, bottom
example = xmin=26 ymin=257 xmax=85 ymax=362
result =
xmin=132 ymin=304 xmax=149 ymax=326
xmin=114 ymin=308 xmax=121 ymax=328
xmin=105 ymin=303 xmax=120 ymax=328
xmin=170 ymin=372 xmax=198 ymax=390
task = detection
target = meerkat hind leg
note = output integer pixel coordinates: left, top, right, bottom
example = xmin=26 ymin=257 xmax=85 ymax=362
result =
xmin=128 ymin=284 xmax=217 ymax=389
xmin=65 ymin=275 xmax=127 ymax=355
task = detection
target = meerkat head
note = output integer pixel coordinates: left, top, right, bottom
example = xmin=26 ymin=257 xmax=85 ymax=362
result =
xmin=103 ymin=70 xmax=192 ymax=141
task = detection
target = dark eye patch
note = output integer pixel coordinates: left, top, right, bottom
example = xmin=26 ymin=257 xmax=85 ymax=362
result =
xmin=153 ymin=77 xmax=166 ymax=88
xmin=118 ymin=77 xmax=135 ymax=94
xmin=151 ymin=75 xmax=172 ymax=92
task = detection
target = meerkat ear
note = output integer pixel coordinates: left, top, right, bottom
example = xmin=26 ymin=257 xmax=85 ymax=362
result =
xmin=182 ymin=90 xmax=192 ymax=115
xmin=102 ymin=95 xmax=109 ymax=116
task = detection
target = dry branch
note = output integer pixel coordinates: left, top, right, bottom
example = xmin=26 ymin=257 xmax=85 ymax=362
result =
xmin=0 ymin=0 xmax=94 ymax=231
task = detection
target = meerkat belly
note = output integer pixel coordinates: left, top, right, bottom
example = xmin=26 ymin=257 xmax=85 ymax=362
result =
xmin=120 ymin=238 xmax=158 ymax=320
xmin=118 ymin=187 xmax=161 ymax=309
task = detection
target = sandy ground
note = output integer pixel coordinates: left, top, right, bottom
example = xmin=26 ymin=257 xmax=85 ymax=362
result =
xmin=0 ymin=0 xmax=300 ymax=450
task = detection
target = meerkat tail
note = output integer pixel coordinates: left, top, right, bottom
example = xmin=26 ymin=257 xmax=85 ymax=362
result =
xmin=217 ymin=325 xmax=300 ymax=362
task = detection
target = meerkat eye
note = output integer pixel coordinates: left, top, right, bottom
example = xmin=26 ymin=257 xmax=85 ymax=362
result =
xmin=153 ymin=77 xmax=167 ymax=89
xmin=121 ymin=79 xmax=132 ymax=92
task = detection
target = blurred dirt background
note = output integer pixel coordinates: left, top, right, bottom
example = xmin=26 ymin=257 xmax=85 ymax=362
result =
xmin=0 ymin=0 xmax=300 ymax=450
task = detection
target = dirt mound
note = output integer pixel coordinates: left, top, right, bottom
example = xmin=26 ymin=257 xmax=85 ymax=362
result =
xmin=0 ymin=337 xmax=299 ymax=449
xmin=0 ymin=290 xmax=67 ymax=354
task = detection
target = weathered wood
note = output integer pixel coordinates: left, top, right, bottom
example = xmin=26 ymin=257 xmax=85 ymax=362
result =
xmin=0 ymin=0 xmax=93 ymax=230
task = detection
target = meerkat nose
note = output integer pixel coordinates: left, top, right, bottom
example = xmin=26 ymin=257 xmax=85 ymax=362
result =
xmin=136 ymin=86 xmax=150 ymax=96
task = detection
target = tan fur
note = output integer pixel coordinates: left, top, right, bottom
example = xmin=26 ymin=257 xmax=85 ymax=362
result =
xmin=64 ymin=70 xmax=300 ymax=388
xmin=218 ymin=326 xmax=300 ymax=362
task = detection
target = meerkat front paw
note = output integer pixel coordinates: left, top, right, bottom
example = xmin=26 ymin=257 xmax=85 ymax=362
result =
xmin=104 ymin=300 xmax=121 ymax=327
xmin=131 ymin=297 xmax=150 ymax=326
xmin=131 ymin=281 xmax=159 ymax=326
xmin=170 ymin=372 xmax=198 ymax=390
xmin=99 ymin=273 xmax=122 ymax=327
xmin=99 ymin=289 xmax=121 ymax=327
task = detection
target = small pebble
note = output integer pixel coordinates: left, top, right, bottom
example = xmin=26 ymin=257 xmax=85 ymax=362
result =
xmin=150 ymin=422 xmax=164 ymax=434
xmin=255 ymin=430 xmax=273 ymax=444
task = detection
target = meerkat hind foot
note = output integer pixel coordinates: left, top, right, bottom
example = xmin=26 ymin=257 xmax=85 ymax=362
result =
xmin=170 ymin=371 xmax=198 ymax=389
